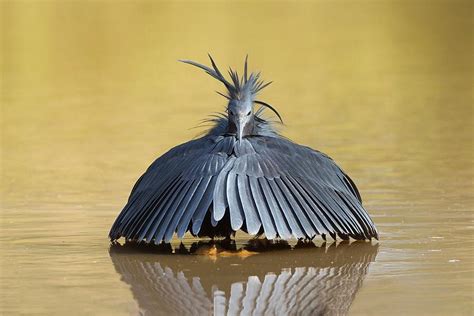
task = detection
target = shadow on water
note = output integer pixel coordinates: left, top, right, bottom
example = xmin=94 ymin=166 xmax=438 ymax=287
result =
xmin=109 ymin=240 xmax=379 ymax=315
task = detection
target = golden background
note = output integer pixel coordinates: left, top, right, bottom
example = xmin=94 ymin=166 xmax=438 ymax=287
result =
xmin=1 ymin=1 xmax=473 ymax=315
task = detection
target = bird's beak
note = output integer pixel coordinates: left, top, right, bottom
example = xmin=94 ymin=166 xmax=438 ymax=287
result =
xmin=236 ymin=117 xmax=245 ymax=142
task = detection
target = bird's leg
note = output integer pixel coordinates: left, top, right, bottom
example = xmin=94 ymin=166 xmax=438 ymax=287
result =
xmin=220 ymin=235 xmax=233 ymax=250
xmin=177 ymin=242 xmax=189 ymax=254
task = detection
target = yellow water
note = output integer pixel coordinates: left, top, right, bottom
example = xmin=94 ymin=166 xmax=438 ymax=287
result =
xmin=1 ymin=1 xmax=473 ymax=315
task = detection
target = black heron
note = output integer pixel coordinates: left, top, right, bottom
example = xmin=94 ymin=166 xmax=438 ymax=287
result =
xmin=109 ymin=55 xmax=378 ymax=244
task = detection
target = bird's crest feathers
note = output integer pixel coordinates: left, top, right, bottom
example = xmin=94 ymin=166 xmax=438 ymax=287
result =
xmin=179 ymin=54 xmax=282 ymax=123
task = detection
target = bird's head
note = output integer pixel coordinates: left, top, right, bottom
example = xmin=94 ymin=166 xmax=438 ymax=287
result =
xmin=227 ymin=95 xmax=254 ymax=141
xmin=180 ymin=54 xmax=282 ymax=141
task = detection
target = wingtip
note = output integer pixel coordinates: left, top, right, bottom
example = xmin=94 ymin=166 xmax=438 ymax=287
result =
xmin=373 ymin=231 xmax=380 ymax=240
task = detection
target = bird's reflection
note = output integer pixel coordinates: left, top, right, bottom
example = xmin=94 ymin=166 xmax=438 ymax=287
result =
xmin=109 ymin=240 xmax=378 ymax=316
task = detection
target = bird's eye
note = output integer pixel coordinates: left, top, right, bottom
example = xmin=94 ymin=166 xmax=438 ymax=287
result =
xmin=229 ymin=110 xmax=234 ymax=116
xmin=246 ymin=111 xmax=251 ymax=116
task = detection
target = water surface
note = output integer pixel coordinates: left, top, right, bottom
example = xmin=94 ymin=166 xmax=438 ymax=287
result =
xmin=1 ymin=1 xmax=473 ymax=315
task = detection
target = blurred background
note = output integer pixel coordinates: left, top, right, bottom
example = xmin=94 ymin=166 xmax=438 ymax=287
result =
xmin=1 ymin=1 xmax=473 ymax=315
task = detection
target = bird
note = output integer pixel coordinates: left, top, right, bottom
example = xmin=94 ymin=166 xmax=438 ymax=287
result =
xmin=109 ymin=55 xmax=378 ymax=244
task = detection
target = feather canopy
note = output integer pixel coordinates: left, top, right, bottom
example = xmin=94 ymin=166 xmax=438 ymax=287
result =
xmin=108 ymin=55 xmax=379 ymax=244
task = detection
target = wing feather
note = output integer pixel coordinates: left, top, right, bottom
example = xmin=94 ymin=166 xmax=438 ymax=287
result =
xmin=296 ymin=176 xmax=366 ymax=239
xmin=296 ymin=178 xmax=358 ymax=237
xmin=337 ymin=190 xmax=378 ymax=238
xmin=144 ymin=180 xmax=188 ymax=242
xmin=237 ymin=175 xmax=261 ymax=235
xmin=322 ymin=187 xmax=364 ymax=237
xmin=227 ymin=172 xmax=244 ymax=231
xmin=288 ymin=177 xmax=331 ymax=238
xmin=249 ymin=176 xmax=277 ymax=239
xmin=267 ymin=178 xmax=307 ymax=238
xmin=191 ymin=176 xmax=217 ymax=235
xmin=163 ymin=177 xmax=205 ymax=241
xmin=154 ymin=181 xmax=194 ymax=243
xmin=273 ymin=177 xmax=320 ymax=237
xmin=132 ymin=176 xmax=182 ymax=240
xmin=258 ymin=177 xmax=292 ymax=239
xmin=109 ymin=190 xmax=144 ymax=239
xmin=213 ymin=157 xmax=236 ymax=221
xmin=176 ymin=176 xmax=213 ymax=238
xmin=128 ymin=171 xmax=186 ymax=233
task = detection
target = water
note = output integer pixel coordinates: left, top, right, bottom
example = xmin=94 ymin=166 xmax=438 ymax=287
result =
xmin=1 ymin=1 xmax=473 ymax=315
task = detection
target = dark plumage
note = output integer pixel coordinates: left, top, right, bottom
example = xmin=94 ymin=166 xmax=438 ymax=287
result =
xmin=109 ymin=55 xmax=378 ymax=244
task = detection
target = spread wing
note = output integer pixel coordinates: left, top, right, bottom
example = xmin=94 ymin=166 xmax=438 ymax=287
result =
xmin=213 ymin=137 xmax=378 ymax=241
xmin=110 ymin=135 xmax=378 ymax=243
xmin=109 ymin=135 xmax=234 ymax=243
